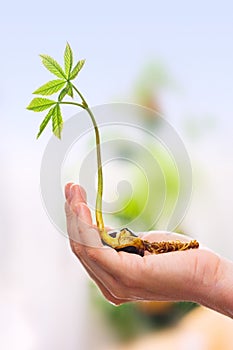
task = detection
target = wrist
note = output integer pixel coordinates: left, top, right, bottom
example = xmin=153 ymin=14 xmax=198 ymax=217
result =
xmin=193 ymin=250 xmax=233 ymax=318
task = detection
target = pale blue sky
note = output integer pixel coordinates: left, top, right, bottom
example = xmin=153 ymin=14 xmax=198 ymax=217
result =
xmin=1 ymin=0 xmax=233 ymax=140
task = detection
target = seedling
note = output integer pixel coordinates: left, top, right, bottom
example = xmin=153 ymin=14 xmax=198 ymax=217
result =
xmin=27 ymin=43 xmax=199 ymax=256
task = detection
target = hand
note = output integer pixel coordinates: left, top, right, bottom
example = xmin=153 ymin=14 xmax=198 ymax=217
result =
xmin=65 ymin=183 xmax=233 ymax=318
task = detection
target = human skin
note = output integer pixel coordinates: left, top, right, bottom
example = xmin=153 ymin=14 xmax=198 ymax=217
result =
xmin=64 ymin=183 xmax=233 ymax=319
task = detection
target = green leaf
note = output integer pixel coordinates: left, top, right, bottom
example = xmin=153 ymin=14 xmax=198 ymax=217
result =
xmin=58 ymin=82 xmax=73 ymax=100
xmin=33 ymin=79 xmax=66 ymax=96
xmin=64 ymin=42 xmax=73 ymax=78
xmin=70 ymin=59 xmax=85 ymax=80
xmin=40 ymin=54 xmax=66 ymax=79
xmin=27 ymin=98 xmax=56 ymax=112
xmin=36 ymin=106 xmax=55 ymax=138
xmin=52 ymin=104 xmax=63 ymax=139
xmin=58 ymin=87 xmax=68 ymax=101
xmin=66 ymin=82 xmax=73 ymax=98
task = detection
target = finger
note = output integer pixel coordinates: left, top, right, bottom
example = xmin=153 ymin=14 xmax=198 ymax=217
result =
xmin=67 ymin=187 xmax=102 ymax=247
xmin=65 ymin=182 xmax=74 ymax=201
xmin=70 ymin=184 xmax=87 ymax=205
xmin=76 ymin=202 xmax=102 ymax=247
xmin=74 ymin=247 xmax=128 ymax=305
xmin=69 ymin=187 xmax=90 ymax=221
xmin=69 ymin=238 xmax=124 ymax=299
xmin=66 ymin=184 xmax=89 ymax=222
xmin=85 ymin=265 xmax=127 ymax=305
xmin=80 ymin=241 xmax=147 ymax=300
xmin=65 ymin=200 xmax=74 ymax=220
xmin=70 ymin=229 xmax=150 ymax=301
xmin=76 ymin=201 xmax=93 ymax=225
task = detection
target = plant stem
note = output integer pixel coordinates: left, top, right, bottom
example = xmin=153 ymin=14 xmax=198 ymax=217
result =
xmin=85 ymin=107 xmax=104 ymax=232
xmin=72 ymin=85 xmax=88 ymax=108
xmin=60 ymin=91 xmax=105 ymax=233
xmin=59 ymin=101 xmax=84 ymax=109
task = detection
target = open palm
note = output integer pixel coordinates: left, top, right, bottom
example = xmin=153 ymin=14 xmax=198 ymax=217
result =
xmin=64 ymin=183 xmax=226 ymax=311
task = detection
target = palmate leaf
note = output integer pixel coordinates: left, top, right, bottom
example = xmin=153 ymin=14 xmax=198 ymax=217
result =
xmin=36 ymin=106 xmax=55 ymax=139
xmin=64 ymin=42 xmax=73 ymax=78
xmin=27 ymin=98 xmax=56 ymax=112
xmin=52 ymin=104 xmax=63 ymax=139
xmin=28 ymin=44 xmax=86 ymax=140
xmin=70 ymin=59 xmax=85 ymax=80
xmin=40 ymin=54 xmax=66 ymax=79
xmin=33 ymin=79 xmax=66 ymax=96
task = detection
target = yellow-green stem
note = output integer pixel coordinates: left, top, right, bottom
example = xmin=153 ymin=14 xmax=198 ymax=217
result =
xmin=85 ymin=107 xmax=104 ymax=232
xmin=60 ymin=87 xmax=105 ymax=234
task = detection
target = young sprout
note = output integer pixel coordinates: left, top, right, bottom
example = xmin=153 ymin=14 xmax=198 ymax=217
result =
xmin=27 ymin=43 xmax=199 ymax=256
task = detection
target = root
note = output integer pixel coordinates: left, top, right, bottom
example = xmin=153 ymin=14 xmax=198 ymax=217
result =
xmin=111 ymin=228 xmax=199 ymax=257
